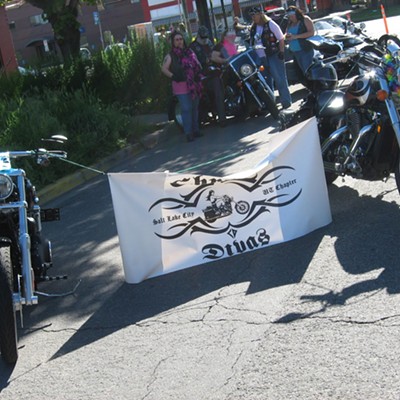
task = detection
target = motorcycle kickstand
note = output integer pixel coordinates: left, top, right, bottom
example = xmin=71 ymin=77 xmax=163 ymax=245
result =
xmin=35 ymin=279 xmax=82 ymax=298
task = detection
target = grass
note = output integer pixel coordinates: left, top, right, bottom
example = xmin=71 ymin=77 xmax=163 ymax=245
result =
xmin=350 ymin=5 xmax=400 ymax=22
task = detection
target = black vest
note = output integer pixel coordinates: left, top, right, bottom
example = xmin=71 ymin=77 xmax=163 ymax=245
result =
xmin=250 ymin=21 xmax=279 ymax=56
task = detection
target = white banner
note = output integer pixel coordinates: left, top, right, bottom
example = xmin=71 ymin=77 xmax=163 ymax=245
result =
xmin=108 ymin=117 xmax=332 ymax=284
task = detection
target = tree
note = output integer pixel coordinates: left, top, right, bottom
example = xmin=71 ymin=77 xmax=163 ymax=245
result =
xmin=1 ymin=0 xmax=96 ymax=63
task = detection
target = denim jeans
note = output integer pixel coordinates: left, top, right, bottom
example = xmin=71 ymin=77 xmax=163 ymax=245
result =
xmin=292 ymin=49 xmax=314 ymax=75
xmin=176 ymin=93 xmax=200 ymax=136
xmin=260 ymin=54 xmax=292 ymax=108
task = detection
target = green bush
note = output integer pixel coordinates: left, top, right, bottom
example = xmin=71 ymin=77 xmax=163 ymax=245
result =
xmin=0 ymin=89 xmax=132 ymax=188
xmin=0 ymin=36 xmax=171 ymax=188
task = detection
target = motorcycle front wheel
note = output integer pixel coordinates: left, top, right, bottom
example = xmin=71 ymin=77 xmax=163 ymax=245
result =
xmin=252 ymin=81 xmax=280 ymax=120
xmin=0 ymin=246 xmax=18 ymax=364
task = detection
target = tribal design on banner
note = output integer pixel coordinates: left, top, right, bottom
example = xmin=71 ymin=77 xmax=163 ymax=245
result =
xmin=149 ymin=166 xmax=302 ymax=239
xmin=108 ymin=117 xmax=332 ymax=283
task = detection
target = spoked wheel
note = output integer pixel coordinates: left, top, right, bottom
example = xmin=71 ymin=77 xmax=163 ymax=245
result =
xmin=0 ymin=246 xmax=18 ymax=364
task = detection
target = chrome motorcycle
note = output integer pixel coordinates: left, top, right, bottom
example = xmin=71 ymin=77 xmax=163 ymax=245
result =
xmin=0 ymin=135 xmax=70 ymax=364
xmin=223 ymin=46 xmax=279 ymax=120
xmin=281 ymin=42 xmax=400 ymax=193
xmin=174 ymin=46 xmax=280 ymax=129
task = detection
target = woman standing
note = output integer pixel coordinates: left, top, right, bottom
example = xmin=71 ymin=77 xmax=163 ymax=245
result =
xmin=161 ymin=31 xmax=203 ymax=142
xmin=285 ymin=6 xmax=315 ymax=76
xmin=249 ymin=6 xmax=292 ymax=110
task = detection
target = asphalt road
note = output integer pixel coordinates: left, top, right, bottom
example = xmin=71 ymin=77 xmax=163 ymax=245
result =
xmin=1 ymin=16 xmax=400 ymax=400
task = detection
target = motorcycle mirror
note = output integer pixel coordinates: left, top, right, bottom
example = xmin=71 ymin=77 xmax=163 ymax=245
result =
xmin=41 ymin=135 xmax=68 ymax=144
xmin=387 ymin=40 xmax=400 ymax=58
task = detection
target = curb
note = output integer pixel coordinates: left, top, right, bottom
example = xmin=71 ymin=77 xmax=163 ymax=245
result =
xmin=38 ymin=121 xmax=177 ymax=204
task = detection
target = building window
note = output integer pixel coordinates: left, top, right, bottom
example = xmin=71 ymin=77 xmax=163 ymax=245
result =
xmin=30 ymin=14 xmax=47 ymax=26
xmin=9 ymin=21 xmax=16 ymax=29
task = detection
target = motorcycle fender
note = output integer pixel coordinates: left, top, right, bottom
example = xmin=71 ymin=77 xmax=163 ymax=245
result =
xmin=254 ymin=73 xmax=274 ymax=97
xmin=244 ymin=81 xmax=264 ymax=109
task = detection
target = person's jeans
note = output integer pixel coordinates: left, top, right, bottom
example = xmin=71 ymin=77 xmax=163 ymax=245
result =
xmin=176 ymin=93 xmax=200 ymax=136
xmin=292 ymin=49 xmax=314 ymax=75
xmin=260 ymin=54 xmax=292 ymax=108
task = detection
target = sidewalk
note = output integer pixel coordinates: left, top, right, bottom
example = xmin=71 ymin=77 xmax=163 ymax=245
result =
xmin=38 ymin=113 xmax=177 ymax=204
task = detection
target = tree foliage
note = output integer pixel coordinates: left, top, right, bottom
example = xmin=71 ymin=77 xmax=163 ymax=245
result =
xmin=1 ymin=0 xmax=97 ymax=63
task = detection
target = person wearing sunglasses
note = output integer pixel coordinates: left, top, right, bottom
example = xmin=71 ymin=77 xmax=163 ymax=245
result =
xmin=162 ymin=30 xmax=204 ymax=142
xmin=248 ymin=6 xmax=292 ymax=110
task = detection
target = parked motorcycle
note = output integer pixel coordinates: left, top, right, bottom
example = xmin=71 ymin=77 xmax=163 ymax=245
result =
xmin=174 ymin=46 xmax=280 ymax=129
xmin=286 ymin=25 xmax=400 ymax=86
xmin=0 ymin=135 xmax=71 ymax=364
xmin=281 ymin=42 xmax=400 ymax=193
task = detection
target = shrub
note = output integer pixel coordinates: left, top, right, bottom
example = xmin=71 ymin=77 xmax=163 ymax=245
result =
xmin=0 ymin=89 xmax=132 ymax=188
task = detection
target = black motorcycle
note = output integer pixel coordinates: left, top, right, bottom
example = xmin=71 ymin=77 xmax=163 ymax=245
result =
xmin=174 ymin=46 xmax=280 ymax=129
xmin=280 ymin=43 xmax=400 ymax=193
xmin=203 ymin=194 xmax=250 ymax=223
xmin=0 ymin=135 xmax=71 ymax=364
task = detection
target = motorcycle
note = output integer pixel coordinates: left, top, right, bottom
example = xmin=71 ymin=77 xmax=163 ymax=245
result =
xmin=0 ymin=135 xmax=73 ymax=364
xmin=285 ymin=24 xmax=400 ymax=86
xmin=174 ymin=46 xmax=280 ymax=129
xmin=280 ymin=42 xmax=400 ymax=193
xmin=203 ymin=194 xmax=250 ymax=223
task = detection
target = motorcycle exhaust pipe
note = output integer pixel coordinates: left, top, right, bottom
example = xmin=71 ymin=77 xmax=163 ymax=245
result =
xmin=321 ymin=125 xmax=349 ymax=155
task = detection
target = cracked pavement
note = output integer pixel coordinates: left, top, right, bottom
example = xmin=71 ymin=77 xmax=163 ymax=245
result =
xmin=1 ymin=60 xmax=400 ymax=398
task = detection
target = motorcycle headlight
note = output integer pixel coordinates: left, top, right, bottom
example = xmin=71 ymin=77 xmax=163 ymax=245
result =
xmin=0 ymin=174 xmax=13 ymax=200
xmin=240 ymin=64 xmax=253 ymax=77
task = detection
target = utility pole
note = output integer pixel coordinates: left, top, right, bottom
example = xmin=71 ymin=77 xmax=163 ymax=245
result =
xmin=180 ymin=0 xmax=192 ymax=37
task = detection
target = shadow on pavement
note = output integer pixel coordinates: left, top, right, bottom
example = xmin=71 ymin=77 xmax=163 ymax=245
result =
xmin=49 ymin=225 xmax=325 ymax=360
xmin=274 ymin=183 xmax=400 ymax=323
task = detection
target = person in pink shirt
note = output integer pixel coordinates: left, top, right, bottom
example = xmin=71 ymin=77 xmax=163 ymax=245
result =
xmin=161 ymin=31 xmax=203 ymax=142
xmin=214 ymin=30 xmax=238 ymax=59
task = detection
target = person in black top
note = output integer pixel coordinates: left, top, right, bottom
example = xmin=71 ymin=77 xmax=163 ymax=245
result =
xmin=190 ymin=26 xmax=227 ymax=127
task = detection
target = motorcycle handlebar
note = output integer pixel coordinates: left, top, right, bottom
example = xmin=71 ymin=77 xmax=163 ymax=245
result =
xmin=7 ymin=149 xmax=67 ymax=159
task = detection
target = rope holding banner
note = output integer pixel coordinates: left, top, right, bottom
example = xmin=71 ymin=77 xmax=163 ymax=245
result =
xmin=380 ymin=3 xmax=389 ymax=34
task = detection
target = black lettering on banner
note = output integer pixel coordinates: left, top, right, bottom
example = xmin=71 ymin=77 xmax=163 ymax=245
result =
xmin=170 ymin=175 xmax=224 ymax=188
xmin=202 ymin=229 xmax=270 ymax=260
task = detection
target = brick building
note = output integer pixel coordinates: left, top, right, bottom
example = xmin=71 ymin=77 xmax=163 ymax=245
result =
xmin=2 ymin=0 xmax=336 ymax=68
xmin=0 ymin=5 xmax=18 ymax=74
xmin=6 ymin=0 xmax=144 ymax=67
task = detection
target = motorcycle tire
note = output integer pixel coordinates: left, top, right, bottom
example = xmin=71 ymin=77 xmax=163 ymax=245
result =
xmin=395 ymin=155 xmax=400 ymax=195
xmin=0 ymin=246 xmax=18 ymax=364
xmin=377 ymin=35 xmax=400 ymax=52
xmin=253 ymin=81 xmax=280 ymax=120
